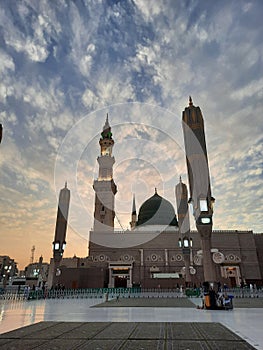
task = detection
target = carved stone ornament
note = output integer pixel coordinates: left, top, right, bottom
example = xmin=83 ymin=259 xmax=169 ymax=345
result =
xmin=150 ymin=266 xmax=160 ymax=272
xmin=171 ymin=254 xmax=183 ymax=262
xmin=121 ymin=254 xmax=134 ymax=261
xmin=94 ymin=254 xmax=109 ymax=262
xmin=225 ymin=254 xmax=241 ymax=262
xmin=150 ymin=254 xmax=163 ymax=262
xmin=190 ymin=266 xmax=196 ymax=275
xmin=193 ymin=254 xmax=202 ymax=266
xmin=212 ymin=251 xmax=225 ymax=264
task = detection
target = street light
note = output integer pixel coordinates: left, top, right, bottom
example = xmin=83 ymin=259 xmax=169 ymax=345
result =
xmin=180 ymin=236 xmax=193 ymax=255
xmin=178 ymin=236 xmax=194 ymax=285
xmin=178 ymin=238 xmax=182 ymax=248
xmin=178 ymin=237 xmax=191 ymax=250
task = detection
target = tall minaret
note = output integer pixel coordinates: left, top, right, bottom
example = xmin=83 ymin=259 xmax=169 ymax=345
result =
xmin=49 ymin=182 xmax=70 ymax=287
xmin=175 ymin=176 xmax=191 ymax=284
xmin=93 ymin=114 xmax=117 ymax=231
xmin=182 ymin=97 xmax=216 ymax=283
xmin=0 ymin=124 xmax=3 ymax=144
xmin=53 ymin=182 xmax=70 ymax=262
xmin=130 ymin=194 xmax=137 ymax=230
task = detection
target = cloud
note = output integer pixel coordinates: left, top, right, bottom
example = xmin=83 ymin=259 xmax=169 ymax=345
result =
xmin=231 ymin=77 xmax=263 ymax=100
xmin=0 ymin=0 xmax=263 ymax=268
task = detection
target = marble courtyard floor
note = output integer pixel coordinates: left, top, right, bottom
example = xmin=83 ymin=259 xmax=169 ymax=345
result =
xmin=0 ymin=297 xmax=262 ymax=349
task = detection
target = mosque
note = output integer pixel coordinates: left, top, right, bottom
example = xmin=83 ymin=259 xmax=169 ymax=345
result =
xmin=48 ymin=99 xmax=263 ymax=289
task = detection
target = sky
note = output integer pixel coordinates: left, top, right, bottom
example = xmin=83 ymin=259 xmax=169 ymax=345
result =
xmin=0 ymin=0 xmax=262 ymax=270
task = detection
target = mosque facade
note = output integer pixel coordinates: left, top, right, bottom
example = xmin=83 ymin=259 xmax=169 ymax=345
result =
xmin=48 ymin=99 xmax=263 ymax=289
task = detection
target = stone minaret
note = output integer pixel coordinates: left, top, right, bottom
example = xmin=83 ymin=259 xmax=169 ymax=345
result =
xmin=93 ymin=114 xmax=117 ymax=231
xmin=130 ymin=194 xmax=137 ymax=230
xmin=49 ymin=182 xmax=70 ymax=287
xmin=0 ymin=124 xmax=3 ymax=144
xmin=175 ymin=176 xmax=191 ymax=284
xmin=182 ymin=97 xmax=216 ymax=283
xmin=53 ymin=182 xmax=70 ymax=261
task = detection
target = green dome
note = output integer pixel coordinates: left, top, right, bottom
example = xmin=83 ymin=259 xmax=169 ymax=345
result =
xmin=136 ymin=192 xmax=178 ymax=227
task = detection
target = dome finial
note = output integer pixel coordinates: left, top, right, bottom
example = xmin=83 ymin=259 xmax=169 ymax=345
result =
xmin=179 ymin=176 xmax=182 ymax=183
xmin=65 ymin=181 xmax=67 ymax=188
xmin=155 ymin=187 xmax=157 ymax=194
xmin=189 ymin=96 xmax=193 ymax=106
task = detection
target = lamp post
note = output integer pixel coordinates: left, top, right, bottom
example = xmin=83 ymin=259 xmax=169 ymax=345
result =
xmin=188 ymin=196 xmax=216 ymax=284
xmin=178 ymin=236 xmax=194 ymax=285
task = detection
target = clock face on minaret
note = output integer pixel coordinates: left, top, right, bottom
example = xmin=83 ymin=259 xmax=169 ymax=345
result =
xmin=93 ymin=114 xmax=117 ymax=231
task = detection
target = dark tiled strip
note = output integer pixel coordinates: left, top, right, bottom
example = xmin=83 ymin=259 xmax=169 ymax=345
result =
xmin=0 ymin=322 xmax=257 ymax=350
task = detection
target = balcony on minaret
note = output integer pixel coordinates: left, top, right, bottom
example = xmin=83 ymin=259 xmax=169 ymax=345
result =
xmin=182 ymin=96 xmax=204 ymax=129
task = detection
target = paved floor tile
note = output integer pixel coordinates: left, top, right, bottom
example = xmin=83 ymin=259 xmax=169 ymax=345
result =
xmin=167 ymin=340 xmax=209 ymax=350
xmin=76 ymin=339 xmax=125 ymax=350
xmin=29 ymin=322 xmax=84 ymax=339
xmin=34 ymin=338 xmax=86 ymax=350
xmin=57 ymin=322 xmax=110 ymax=339
xmin=166 ymin=322 xmax=203 ymax=340
xmin=194 ymin=322 xmax=241 ymax=341
xmin=129 ymin=322 xmax=166 ymax=339
xmin=93 ymin=322 xmax=137 ymax=339
xmin=120 ymin=339 xmax=165 ymax=350
xmin=207 ymin=340 xmax=256 ymax=349
xmin=0 ymin=322 xmax=59 ymax=339
xmin=0 ymin=322 xmax=257 ymax=350
xmin=0 ymin=339 xmax=14 ymax=346
xmin=94 ymin=297 xmax=194 ymax=308
xmin=0 ymin=339 xmax=49 ymax=350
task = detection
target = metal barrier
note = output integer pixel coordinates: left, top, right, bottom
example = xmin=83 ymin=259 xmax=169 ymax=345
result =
xmin=0 ymin=287 xmax=262 ymax=302
xmin=225 ymin=287 xmax=263 ymax=298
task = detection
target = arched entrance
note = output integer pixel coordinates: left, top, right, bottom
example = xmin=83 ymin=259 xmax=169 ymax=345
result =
xmin=108 ymin=262 xmax=133 ymax=288
xmin=114 ymin=276 xmax=128 ymax=288
xmin=221 ymin=266 xmax=241 ymax=287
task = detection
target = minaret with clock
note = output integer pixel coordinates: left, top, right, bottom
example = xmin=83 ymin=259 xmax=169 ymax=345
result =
xmin=93 ymin=114 xmax=117 ymax=231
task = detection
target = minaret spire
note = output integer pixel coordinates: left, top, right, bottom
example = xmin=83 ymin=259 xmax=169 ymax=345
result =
xmin=130 ymin=194 xmax=137 ymax=230
xmin=104 ymin=113 xmax=110 ymax=131
xmin=132 ymin=194 xmax=136 ymax=214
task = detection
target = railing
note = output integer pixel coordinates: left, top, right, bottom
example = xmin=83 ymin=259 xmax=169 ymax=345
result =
xmin=0 ymin=287 xmax=183 ymax=301
xmin=0 ymin=287 xmax=262 ymax=302
xmin=225 ymin=287 xmax=263 ymax=298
